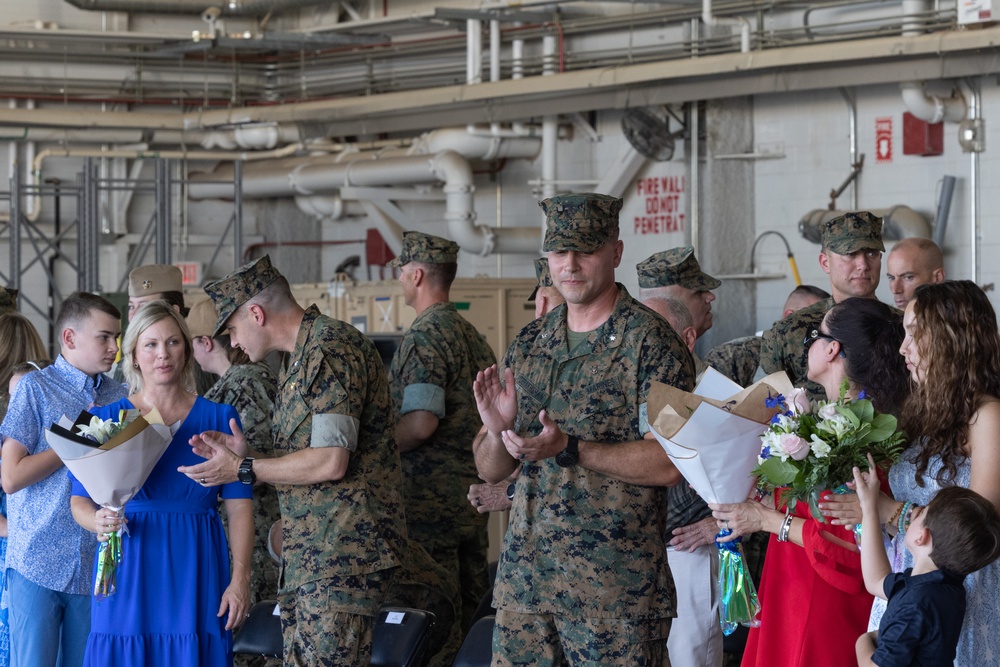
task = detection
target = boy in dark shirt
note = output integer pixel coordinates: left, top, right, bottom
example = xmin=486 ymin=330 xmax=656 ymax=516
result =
xmin=854 ymin=455 xmax=1000 ymax=667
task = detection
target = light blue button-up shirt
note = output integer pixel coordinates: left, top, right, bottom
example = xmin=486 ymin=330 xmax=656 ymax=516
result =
xmin=1 ymin=355 xmax=127 ymax=594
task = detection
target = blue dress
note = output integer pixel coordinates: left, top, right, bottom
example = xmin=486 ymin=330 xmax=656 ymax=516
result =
xmin=70 ymin=397 xmax=252 ymax=667
xmin=870 ymin=445 xmax=1000 ymax=665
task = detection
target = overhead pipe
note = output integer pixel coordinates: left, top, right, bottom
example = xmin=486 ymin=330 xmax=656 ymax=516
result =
xmin=188 ymin=151 xmax=541 ymax=255
xmin=966 ymin=79 xmax=981 ymax=283
xmin=61 ymin=0 xmax=328 ymax=17
xmin=409 ymin=128 xmax=541 ymax=162
xmin=702 ymin=0 xmax=751 ymax=53
xmin=799 ymin=206 xmax=932 ymax=243
xmin=541 ymin=34 xmax=558 ymax=200
xmin=23 ymin=100 xmax=37 ymax=220
xmin=900 ymin=0 xmax=965 ymax=123
xmin=931 ymin=175 xmax=956 ymax=248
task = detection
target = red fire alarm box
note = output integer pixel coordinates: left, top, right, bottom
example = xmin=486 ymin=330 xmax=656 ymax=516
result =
xmin=902 ymin=112 xmax=944 ymax=157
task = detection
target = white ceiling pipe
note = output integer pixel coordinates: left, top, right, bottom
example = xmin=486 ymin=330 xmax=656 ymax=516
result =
xmin=409 ymin=128 xmax=541 ymax=161
xmin=703 ymin=0 xmax=750 ymax=53
xmin=62 ymin=0 xmax=327 ymax=17
xmin=188 ymin=150 xmax=541 ymax=255
xmin=900 ymin=81 xmax=966 ymax=124
xmin=900 ymin=0 xmax=965 ymax=124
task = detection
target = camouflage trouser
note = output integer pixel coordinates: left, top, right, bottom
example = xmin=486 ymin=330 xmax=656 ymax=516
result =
xmin=278 ymin=569 xmax=395 ymax=667
xmin=409 ymin=520 xmax=489 ymax=632
xmin=492 ymin=609 xmax=672 ymax=667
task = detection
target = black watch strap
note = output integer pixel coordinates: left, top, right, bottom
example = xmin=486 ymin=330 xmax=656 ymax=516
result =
xmin=555 ymin=435 xmax=580 ymax=467
xmin=237 ymin=457 xmax=256 ymax=485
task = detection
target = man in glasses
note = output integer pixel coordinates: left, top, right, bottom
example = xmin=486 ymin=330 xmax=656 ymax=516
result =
xmin=760 ymin=211 xmax=887 ymax=401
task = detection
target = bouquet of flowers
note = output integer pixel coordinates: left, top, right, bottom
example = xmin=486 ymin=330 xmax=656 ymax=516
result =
xmin=45 ymin=408 xmax=172 ymax=598
xmin=648 ymin=369 xmax=794 ymax=635
xmin=754 ymin=383 xmax=907 ymax=522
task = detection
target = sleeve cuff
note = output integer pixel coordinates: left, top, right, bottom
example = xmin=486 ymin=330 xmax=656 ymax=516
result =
xmin=400 ymin=383 xmax=446 ymax=419
xmin=310 ymin=414 xmax=361 ymax=451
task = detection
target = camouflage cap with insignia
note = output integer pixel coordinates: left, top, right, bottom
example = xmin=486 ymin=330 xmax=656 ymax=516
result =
xmin=637 ymin=247 xmax=721 ymax=290
xmin=540 ymin=193 xmax=622 ymax=253
xmin=821 ymin=211 xmax=885 ymax=254
xmin=204 ymin=254 xmax=283 ymax=337
xmin=528 ymin=258 xmax=553 ymax=301
xmin=0 ymin=286 xmax=18 ymax=313
xmin=185 ymin=297 xmax=217 ymax=339
xmin=388 ymin=231 xmax=459 ymax=268
xmin=128 ymin=264 xmax=183 ymax=298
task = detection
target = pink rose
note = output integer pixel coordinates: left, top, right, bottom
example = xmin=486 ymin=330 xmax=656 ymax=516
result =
xmin=779 ymin=433 xmax=810 ymax=461
xmin=788 ymin=388 xmax=812 ymax=415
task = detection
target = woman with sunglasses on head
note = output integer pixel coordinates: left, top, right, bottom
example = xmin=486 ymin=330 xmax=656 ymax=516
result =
xmin=711 ymin=297 xmax=909 ymax=667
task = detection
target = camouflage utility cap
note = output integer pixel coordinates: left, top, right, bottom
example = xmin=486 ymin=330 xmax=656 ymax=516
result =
xmin=388 ymin=231 xmax=459 ymax=268
xmin=185 ymin=297 xmax=217 ymax=339
xmin=0 ymin=287 xmax=18 ymax=313
xmin=204 ymin=254 xmax=283 ymax=337
xmin=129 ymin=264 xmax=182 ymax=297
xmin=636 ymin=247 xmax=721 ymax=290
xmin=540 ymin=193 xmax=622 ymax=253
xmin=821 ymin=211 xmax=885 ymax=255
xmin=528 ymin=258 xmax=553 ymax=301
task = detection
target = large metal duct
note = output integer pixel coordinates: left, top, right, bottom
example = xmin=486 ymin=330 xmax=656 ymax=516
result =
xmin=188 ymin=150 xmax=541 ymax=255
xmin=798 ymin=206 xmax=932 ymax=244
xmin=62 ymin=0 xmax=326 ymax=17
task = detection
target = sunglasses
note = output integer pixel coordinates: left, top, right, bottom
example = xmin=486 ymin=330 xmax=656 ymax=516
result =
xmin=803 ymin=329 xmax=839 ymax=350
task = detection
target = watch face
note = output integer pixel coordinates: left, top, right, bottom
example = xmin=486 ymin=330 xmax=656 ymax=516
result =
xmin=555 ymin=450 xmax=578 ymax=467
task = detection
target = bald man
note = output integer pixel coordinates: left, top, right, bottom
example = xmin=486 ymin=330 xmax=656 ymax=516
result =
xmin=886 ymin=238 xmax=945 ymax=309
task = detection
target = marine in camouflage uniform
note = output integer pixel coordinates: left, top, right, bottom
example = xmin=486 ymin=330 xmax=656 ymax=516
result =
xmin=387 ymin=232 xmax=497 ymax=657
xmin=638 ymin=247 xmax=725 ymax=667
xmin=705 ymin=335 xmax=762 ymax=388
xmin=194 ymin=255 xmax=409 ymax=667
xmin=760 ymin=211 xmax=887 ymax=402
xmin=476 ymin=194 xmax=696 ymax=666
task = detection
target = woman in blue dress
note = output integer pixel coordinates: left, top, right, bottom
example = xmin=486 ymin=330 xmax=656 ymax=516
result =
xmin=70 ymin=300 xmax=253 ymax=667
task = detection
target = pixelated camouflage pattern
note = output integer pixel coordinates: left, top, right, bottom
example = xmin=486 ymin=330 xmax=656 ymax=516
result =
xmin=278 ymin=569 xmax=394 ymax=667
xmin=540 ymin=193 xmax=622 ymax=253
xmin=207 ymin=361 xmax=280 ymax=610
xmin=636 ymin=247 xmax=722 ymax=291
xmin=492 ymin=609 xmax=671 ymax=666
xmin=820 ymin=211 xmax=885 ymax=254
xmin=704 ymin=335 xmax=763 ymax=388
xmin=495 ymin=286 xmax=694 ymax=620
xmin=128 ymin=264 xmax=183 ymax=297
xmin=0 ymin=286 xmax=18 ymax=313
xmin=759 ymin=297 xmax=833 ymax=401
xmin=388 ymin=231 xmax=460 ymax=268
xmin=272 ymin=306 xmax=407 ymax=593
xmin=389 ymin=302 xmax=496 ymax=527
xmin=204 ymin=254 xmax=283 ymax=337
xmin=388 ymin=302 xmax=495 ymax=641
xmin=534 ymin=258 xmax=554 ymax=288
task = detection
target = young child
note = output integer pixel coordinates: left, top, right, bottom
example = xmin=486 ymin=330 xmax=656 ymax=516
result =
xmin=854 ymin=453 xmax=1000 ymax=667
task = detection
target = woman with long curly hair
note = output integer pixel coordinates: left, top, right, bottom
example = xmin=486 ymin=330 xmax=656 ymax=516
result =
xmin=835 ymin=280 xmax=1000 ymax=664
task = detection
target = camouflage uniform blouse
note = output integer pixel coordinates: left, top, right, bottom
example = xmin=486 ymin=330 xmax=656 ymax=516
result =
xmin=273 ymin=306 xmax=408 ymax=593
xmin=389 ymin=302 xmax=497 ymax=527
xmin=759 ymin=297 xmax=833 ymax=401
xmin=705 ymin=335 xmax=763 ymax=388
xmin=495 ymin=286 xmax=695 ymax=619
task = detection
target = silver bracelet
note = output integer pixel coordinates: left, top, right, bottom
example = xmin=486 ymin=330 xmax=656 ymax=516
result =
xmin=777 ymin=511 xmax=793 ymax=542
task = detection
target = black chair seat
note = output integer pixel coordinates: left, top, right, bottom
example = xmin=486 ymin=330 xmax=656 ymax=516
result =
xmin=451 ymin=615 xmax=494 ymax=667
xmin=233 ymin=599 xmax=282 ymax=658
xmin=371 ymin=607 xmax=436 ymax=667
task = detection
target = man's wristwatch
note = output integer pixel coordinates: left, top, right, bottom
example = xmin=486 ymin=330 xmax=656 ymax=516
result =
xmin=237 ymin=457 xmax=256 ymax=485
xmin=555 ymin=435 xmax=580 ymax=468
xmin=506 ymin=482 xmax=516 ymax=501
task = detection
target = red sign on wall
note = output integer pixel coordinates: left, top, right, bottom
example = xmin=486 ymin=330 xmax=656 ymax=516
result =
xmin=632 ymin=175 xmax=686 ymax=235
xmin=875 ymin=117 xmax=893 ymax=163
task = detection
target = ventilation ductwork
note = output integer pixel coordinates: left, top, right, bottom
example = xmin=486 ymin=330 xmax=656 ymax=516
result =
xmin=188 ymin=150 xmax=541 ymax=255
xmin=799 ymin=207 xmax=932 ymax=244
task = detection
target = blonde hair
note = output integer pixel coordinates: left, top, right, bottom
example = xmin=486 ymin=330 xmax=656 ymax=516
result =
xmin=122 ymin=300 xmax=195 ymax=394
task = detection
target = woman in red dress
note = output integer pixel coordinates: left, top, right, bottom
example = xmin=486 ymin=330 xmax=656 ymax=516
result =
xmin=711 ymin=297 xmax=910 ymax=667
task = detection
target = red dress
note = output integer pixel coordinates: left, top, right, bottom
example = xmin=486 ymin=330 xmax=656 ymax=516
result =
xmin=740 ymin=499 xmax=873 ymax=667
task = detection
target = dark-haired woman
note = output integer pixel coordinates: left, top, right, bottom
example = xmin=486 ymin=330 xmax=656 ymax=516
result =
xmin=711 ymin=297 xmax=910 ymax=667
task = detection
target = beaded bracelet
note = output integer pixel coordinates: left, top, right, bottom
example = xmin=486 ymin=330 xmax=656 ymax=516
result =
xmin=777 ymin=511 xmax=794 ymax=542
xmin=886 ymin=501 xmax=906 ymax=532
xmin=897 ymin=501 xmax=914 ymax=535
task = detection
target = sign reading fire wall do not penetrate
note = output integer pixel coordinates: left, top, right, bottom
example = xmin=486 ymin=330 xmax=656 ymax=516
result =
xmin=625 ymin=163 xmax=688 ymax=237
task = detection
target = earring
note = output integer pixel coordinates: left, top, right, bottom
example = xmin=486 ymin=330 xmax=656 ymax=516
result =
xmin=133 ymin=363 xmax=139 ymax=369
